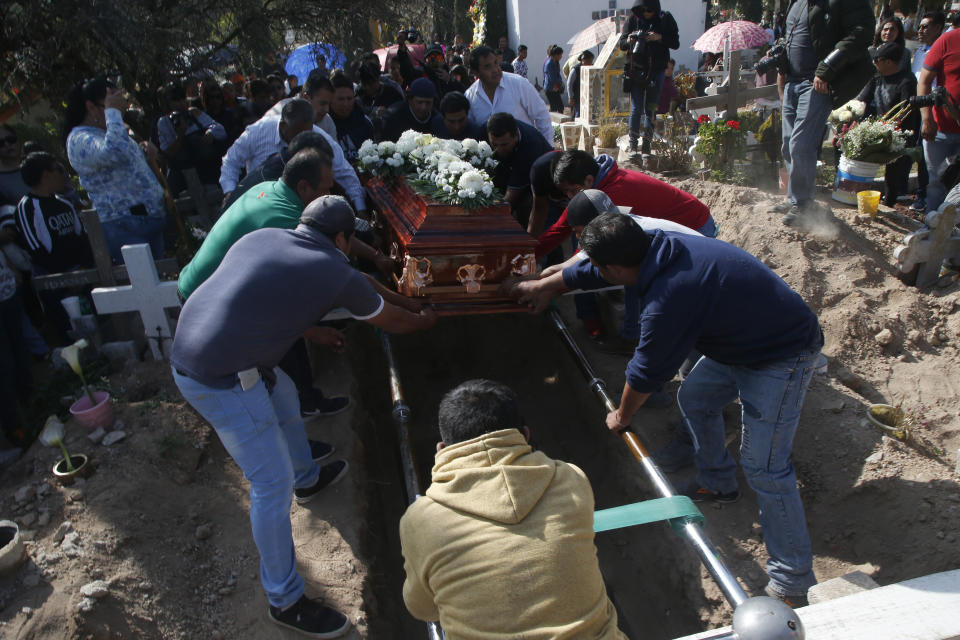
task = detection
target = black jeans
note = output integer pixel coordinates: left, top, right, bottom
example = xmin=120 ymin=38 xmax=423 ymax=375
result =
xmin=546 ymin=90 xmax=564 ymax=113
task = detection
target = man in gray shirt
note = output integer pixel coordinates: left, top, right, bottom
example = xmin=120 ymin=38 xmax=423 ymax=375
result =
xmin=772 ymin=0 xmax=874 ymax=226
xmin=171 ymin=196 xmax=435 ymax=638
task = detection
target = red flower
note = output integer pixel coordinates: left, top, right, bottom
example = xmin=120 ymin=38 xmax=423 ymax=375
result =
xmin=726 ymin=120 xmax=740 ymax=129
xmin=697 ymin=115 xmax=710 ymax=124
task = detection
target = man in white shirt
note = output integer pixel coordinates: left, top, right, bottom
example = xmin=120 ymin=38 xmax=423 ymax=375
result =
xmin=220 ymin=99 xmax=367 ymax=214
xmin=267 ymin=74 xmax=338 ymax=140
xmin=464 ymin=46 xmax=553 ymax=142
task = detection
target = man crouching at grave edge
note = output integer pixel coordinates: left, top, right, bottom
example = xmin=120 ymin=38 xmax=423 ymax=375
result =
xmin=170 ymin=196 xmax=436 ymax=638
xmin=506 ymin=213 xmax=823 ymax=608
xmin=399 ymin=379 xmax=627 ymax=639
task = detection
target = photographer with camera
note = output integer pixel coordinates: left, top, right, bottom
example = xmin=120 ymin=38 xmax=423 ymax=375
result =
xmin=917 ymin=26 xmax=960 ymax=212
xmin=618 ymin=0 xmax=679 ymax=156
xmin=770 ymin=0 xmax=874 ymax=226
xmin=156 ymin=80 xmax=227 ymax=193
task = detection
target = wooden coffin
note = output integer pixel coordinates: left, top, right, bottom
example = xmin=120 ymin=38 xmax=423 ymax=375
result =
xmin=365 ymin=176 xmax=538 ymax=315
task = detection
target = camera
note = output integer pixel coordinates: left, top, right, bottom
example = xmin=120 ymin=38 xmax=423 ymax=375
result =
xmin=628 ymin=30 xmax=649 ymax=56
xmin=405 ymin=28 xmax=420 ymax=44
xmin=170 ymin=111 xmax=186 ymax=130
xmin=755 ymin=41 xmax=790 ymax=76
xmin=909 ymin=86 xmax=948 ymax=109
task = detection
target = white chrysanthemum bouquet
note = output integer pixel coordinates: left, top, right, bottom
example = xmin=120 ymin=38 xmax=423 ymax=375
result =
xmin=833 ymin=101 xmax=916 ymax=164
xmin=358 ymin=130 xmax=501 ymax=210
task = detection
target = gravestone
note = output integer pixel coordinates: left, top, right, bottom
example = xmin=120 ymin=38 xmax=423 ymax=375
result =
xmin=686 ymin=50 xmax=778 ymax=119
xmin=91 ymin=244 xmax=182 ymax=360
xmin=580 ymin=32 xmax=629 ymax=127
xmin=893 ymin=203 xmax=960 ymax=288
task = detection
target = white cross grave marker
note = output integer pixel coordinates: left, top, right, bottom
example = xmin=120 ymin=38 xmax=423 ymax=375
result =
xmin=91 ymin=244 xmax=181 ymax=360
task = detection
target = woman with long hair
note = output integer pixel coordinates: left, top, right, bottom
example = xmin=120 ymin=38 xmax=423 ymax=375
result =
xmin=872 ymin=17 xmax=911 ymax=70
xmin=64 ymin=78 xmax=167 ymax=263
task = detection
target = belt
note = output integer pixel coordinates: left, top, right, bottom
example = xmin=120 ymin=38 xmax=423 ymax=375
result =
xmin=175 ymin=366 xmax=277 ymax=393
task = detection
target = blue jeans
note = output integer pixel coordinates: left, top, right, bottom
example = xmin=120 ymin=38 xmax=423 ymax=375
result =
xmin=629 ymin=70 xmax=666 ymax=144
xmin=677 ymin=349 xmax=819 ymax=596
xmin=102 ymin=215 xmax=166 ymax=264
xmin=172 ymin=366 xmax=320 ymax=608
xmin=781 ymin=80 xmax=832 ymax=206
xmin=923 ymin=131 xmax=960 ymax=211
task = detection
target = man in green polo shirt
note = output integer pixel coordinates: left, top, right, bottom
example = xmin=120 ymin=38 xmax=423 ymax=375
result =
xmin=179 ymin=149 xmax=331 ymax=299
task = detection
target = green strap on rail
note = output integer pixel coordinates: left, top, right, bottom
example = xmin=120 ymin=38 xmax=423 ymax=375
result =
xmin=594 ymin=496 xmax=704 ymax=536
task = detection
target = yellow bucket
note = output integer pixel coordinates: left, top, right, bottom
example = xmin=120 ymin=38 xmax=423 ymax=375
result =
xmin=857 ymin=190 xmax=881 ymax=217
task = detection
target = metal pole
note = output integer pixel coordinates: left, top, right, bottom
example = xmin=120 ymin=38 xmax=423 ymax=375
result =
xmin=547 ymin=308 xmax=749 ymax=609
xmin=378 ymin=330 xmax=445 ymax=640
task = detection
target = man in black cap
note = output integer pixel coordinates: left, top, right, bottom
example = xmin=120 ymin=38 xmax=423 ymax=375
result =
xmin=381 ymin=77 xmax=444 ymax=142
xmin=422 ymin=43 xmax=466 ymax=97
xmin=171 ymin=195 xmax=436 ymax=639
xmin=855 ymin=41 xmax=919 ymax=206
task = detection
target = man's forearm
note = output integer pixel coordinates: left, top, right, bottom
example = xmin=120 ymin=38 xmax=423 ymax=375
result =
xmin=616 ymin=382 xmax=650 ymax=425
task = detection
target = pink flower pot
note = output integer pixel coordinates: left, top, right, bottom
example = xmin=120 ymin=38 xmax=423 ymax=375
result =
xmin=69 ymin=391 xmax=114 ymax=433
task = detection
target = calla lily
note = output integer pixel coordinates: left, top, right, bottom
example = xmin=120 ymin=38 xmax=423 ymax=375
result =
xmin=61 ymin=339 xmax=96 ymax=404
xmin=39 ymin=416 xmax=74 ymax=472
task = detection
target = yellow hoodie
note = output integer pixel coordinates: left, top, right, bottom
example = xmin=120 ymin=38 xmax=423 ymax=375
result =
xmin=399 ymin=428 xmax=627 ymax=639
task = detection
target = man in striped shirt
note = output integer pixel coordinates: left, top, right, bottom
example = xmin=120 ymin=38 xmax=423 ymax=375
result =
xmin=219 ymin=99 xmax=368 ymax=216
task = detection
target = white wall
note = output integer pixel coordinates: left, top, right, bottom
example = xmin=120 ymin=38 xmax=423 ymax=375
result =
xmin=507 ymin=0 xmax=706 ymax=84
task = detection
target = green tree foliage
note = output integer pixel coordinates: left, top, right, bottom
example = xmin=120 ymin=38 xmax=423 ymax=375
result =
xmin=0 ymin=0 xmax=402 ymax=120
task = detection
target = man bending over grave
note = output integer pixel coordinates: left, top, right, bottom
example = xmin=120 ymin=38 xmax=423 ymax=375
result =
xmin=508 ymin=213 xmax=823 ymax=608
xmin=171 ymin=196 xmax=436 ymax=638
xmin=399 ymin=379 xmax=627 ymax=639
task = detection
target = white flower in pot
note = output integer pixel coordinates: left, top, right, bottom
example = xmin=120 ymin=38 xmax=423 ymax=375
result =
xmin=39 ymin=416 xmax=76 ymax=473
xmin=61 ymin=338 xmax=96 ymax=405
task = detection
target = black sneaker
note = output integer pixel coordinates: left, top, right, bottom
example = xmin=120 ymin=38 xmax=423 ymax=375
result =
xmin=294 ymin=460 xmax=349 ymax=505
xmin=769 ymin=200 xmax=793 ymax=214
xmin=683 ymin=482 xmax=740 ymax=504
xmin=309 ymin=440 xmax=335 ymax=463
xmin=764 ymin=583 xmax=809 ymax=608
xmin=268 ymin=595 xmax=351 ymax=638
xmin=301 ymin=395 xmax=350 ymax=419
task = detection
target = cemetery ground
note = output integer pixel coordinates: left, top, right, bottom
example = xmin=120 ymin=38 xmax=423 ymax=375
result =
xmin=2 ymin=176 xmax=960 ymax=639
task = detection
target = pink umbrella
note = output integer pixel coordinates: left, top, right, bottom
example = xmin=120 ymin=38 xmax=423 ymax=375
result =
xmin=692 ymin=21 xmax=770 ymax=53
xmin=566 ymin=17 xmax=618 ymax=59
xmin=373 ymin=44 xmax=426 ymax=72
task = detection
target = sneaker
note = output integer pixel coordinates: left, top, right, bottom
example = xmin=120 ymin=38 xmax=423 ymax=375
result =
xmin=309 ymin=440 xmax=335 ymax=463
xmin=683 ymin=482 xmax=741 ymax=504
xmin=295 ymin=460 xmax=349 ymax=505
xmin=268 ymin=595 xmax=351 ymax=638
xmin=781 ymin=204 xmax=809 ymax=227
xmin=764 ymin=583 xmax=809 ymax=609
xmin=651 ymin=434 xmax=695 ymax=472
xmin=910 ymin=196 xmax=926 ymax=212
xmin=769 ymin=200 xmax=793 ymax=214
xmin=303 ymin=396 xmax=351 ymax=419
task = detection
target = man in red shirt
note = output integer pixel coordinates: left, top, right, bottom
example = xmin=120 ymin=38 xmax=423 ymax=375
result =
xmin=918 ymin=27 xmax=960 ymax=210
xmin=534 ymin=150 xmax=715 ymax=258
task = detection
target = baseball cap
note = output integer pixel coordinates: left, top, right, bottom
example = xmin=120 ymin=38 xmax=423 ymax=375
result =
xmin=408 ymin=77 xmax=438 ymax=98
xmin=300 ymin=195 xmax=356 ymax=235
xmin=567 ymin=189 xmax=630 ymax=226
xmin=873 ymin=42 xmax=904 ymax=62
xmin=425 ymin=44 xmax=444 ymax=58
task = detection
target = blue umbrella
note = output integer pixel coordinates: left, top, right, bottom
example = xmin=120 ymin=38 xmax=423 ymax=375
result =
xmin=284 ymin=43 xmax=346 ymax=84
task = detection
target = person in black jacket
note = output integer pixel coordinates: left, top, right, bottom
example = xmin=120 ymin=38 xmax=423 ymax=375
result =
xmin=618 ymin=0 xmax=679 ymax=155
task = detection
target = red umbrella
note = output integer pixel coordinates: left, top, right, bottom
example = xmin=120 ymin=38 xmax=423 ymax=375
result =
xmin=566 ymin=17 xmax=618 ymax=59
xmin=692 ymin=21 xmax=770 ymax=53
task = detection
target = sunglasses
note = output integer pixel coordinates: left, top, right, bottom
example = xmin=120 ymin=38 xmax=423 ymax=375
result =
xmin=0 ymin=136 xmax=17 ymax=145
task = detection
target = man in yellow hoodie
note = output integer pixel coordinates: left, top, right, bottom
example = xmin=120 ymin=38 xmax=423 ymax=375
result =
xmin=399 ymin=379 xmax=627 ymax=639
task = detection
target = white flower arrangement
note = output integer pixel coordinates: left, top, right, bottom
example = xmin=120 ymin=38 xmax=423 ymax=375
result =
xmin=359 ymin=130 xmax=502 ymax=210
xmin=834 ymin=101 xmax=916 ymax=164
xmin=829 ymin=100 xmax=867 ymax=125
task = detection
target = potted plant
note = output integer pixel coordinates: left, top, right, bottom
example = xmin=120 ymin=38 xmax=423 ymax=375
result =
xmin=39 ymin=416 xmax=91 ymax=485
xmin=650 ymin=113 xmax=693 ymax=175
xmin=62 ymin=338 xmax=114 ymax=432
xmin=830 ymin=100 xmax=916 ymax=204
xmin=594 ymin=118 xmax=627 ymax=158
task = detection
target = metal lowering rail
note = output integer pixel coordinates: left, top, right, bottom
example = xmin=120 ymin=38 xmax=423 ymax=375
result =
xmin=378 ymin=330 xmax=443 ymax=640
xmin=547 ymin=308 xmax=805 ymax=640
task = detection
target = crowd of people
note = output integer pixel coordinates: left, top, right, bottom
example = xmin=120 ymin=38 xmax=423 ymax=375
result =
xmin=3 ymin=5 xmax=960 ymax=637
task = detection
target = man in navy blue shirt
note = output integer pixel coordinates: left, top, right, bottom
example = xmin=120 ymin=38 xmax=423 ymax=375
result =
xmin=485 ymin=112 xmax=553 ymax=228
xmin=508 ymin=213 xmax=822 ymax=607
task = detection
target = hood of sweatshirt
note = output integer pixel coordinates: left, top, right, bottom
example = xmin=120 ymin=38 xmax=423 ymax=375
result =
xmin=595 ymin=153 xmax=617 ymax=188
xmin=425 ymin=428 xmax=557 ymax=525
